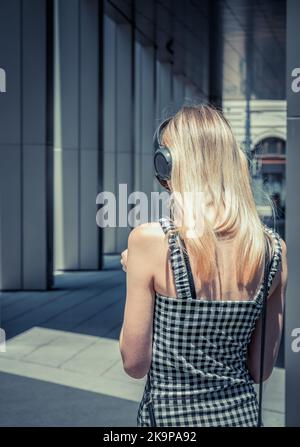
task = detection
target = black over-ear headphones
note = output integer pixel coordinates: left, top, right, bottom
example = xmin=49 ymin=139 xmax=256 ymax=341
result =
xmin=153 ymin=117 xmax=173 ymax=184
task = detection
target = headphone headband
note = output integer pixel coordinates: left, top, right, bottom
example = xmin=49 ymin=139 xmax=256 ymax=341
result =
xmin=153 ymin=117 xmax=173 ymax=183
xmin=153 ymin=117 xmax=172 ymax=151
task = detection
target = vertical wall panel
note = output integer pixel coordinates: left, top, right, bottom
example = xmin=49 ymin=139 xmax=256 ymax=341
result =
xmin=80 ymin=149 xmax=99 ymax=267
xmin=156 ymin=60 xmax=173 ymax=121
xmin=79 ymin=0 xmax=100 ymax=269
xmin=0 ymin=148 xmax=21 ymax=289
xmin=103 ymin=15 xmax=117 ymax=254
xmin=139 ymin=45 xmax=156 ymax=199
xmin=0 ymin=0 xmax=52 ymax=290
xmin=54 ymin=0 xmax=101 ymax=270
xmin=54 ymin=0 xmax=79 ymax=270
xmin=173 ymin=74 xmax=186 ymax=110
xmin=23 ymin=0 xmax=49 ymax=288
xmin=134 ymin=42 xmax=142 ymax=192
xmin=103 ymin=17 xmax=133 ymax=254
xmin=0 ymin=0 xmax=21 ymax=289
xmin=134 ymin=43 xmax=155 ymax=197
xmin=0 ymin=0 xmax=21 ymax=145
xmin=115 ymin=23 xmax=133 ymax=252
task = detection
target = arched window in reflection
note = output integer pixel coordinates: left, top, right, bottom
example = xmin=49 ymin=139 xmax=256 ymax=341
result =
xmin=255 ymin=137 xmax=286 ymax=156
xmin=252 ymin=137 xmax=286 ymax=238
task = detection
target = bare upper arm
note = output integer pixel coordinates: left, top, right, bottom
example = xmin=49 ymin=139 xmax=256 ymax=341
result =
xmin=119 ymin=222 xmax=163 ymax=378
xmin=247 ymin=238 xmax=288 ymax=383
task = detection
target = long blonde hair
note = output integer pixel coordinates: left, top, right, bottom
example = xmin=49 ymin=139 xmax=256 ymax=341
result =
xmin=161 ymin=104 xmax=274 ymax=287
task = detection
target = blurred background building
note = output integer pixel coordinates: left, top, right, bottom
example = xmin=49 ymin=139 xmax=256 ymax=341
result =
xmin=0 ymin=0 xmax=299 ymax=427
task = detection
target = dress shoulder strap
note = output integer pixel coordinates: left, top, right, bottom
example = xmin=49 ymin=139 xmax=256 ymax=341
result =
xmin=158 ymin=217 xmax=196 ymax=300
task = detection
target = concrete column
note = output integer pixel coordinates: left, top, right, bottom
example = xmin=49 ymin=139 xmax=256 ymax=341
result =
xmin=103 ymin=16 xmax=133 ymax=254
xmin=0 ymin=0 xmax=53 ymax=290
xmin=156 ymin=60 xmax=173 ymax=121
xmin=54 ymin=0 xmax=102 ymax=270
xmin=285 ymin=0 xmax=300 ymax=427
xmin=134 ymin=43 xmax=155 ymax=197
xmin=173 ymin=74 xmax=186 ymax=110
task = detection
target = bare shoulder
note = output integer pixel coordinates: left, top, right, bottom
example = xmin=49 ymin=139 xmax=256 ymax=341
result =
xmin=128 ymin=222 xmax=165 ymax=249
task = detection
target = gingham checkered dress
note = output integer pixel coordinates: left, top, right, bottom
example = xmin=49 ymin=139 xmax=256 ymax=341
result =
xmin=136 ymin=217 xmax=282 ymax=427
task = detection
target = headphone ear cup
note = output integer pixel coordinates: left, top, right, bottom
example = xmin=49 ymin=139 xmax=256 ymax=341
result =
xmin=153 ymin=117 xmax=173 ymax=182
xmin=154 ymin=147 xmax=172 ymax=181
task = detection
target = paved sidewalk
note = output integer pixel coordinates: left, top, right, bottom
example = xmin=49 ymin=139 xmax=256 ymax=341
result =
xmin=0 ymin=257 xmax=284 ymax=427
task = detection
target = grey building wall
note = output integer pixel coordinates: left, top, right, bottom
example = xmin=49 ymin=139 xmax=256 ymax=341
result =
xmin=0 ymin=0 xmax=53 ymax=290
xmin=0 ymin=0 xmax=211 ymax=283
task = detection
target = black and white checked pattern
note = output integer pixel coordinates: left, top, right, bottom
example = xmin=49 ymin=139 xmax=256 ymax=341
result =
xmin=136 ymin=217 xmax=282 ymax=427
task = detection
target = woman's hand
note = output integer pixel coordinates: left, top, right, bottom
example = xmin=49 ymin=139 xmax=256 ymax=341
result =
xmin=120 ymin=249 xmax=128 ymax=272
